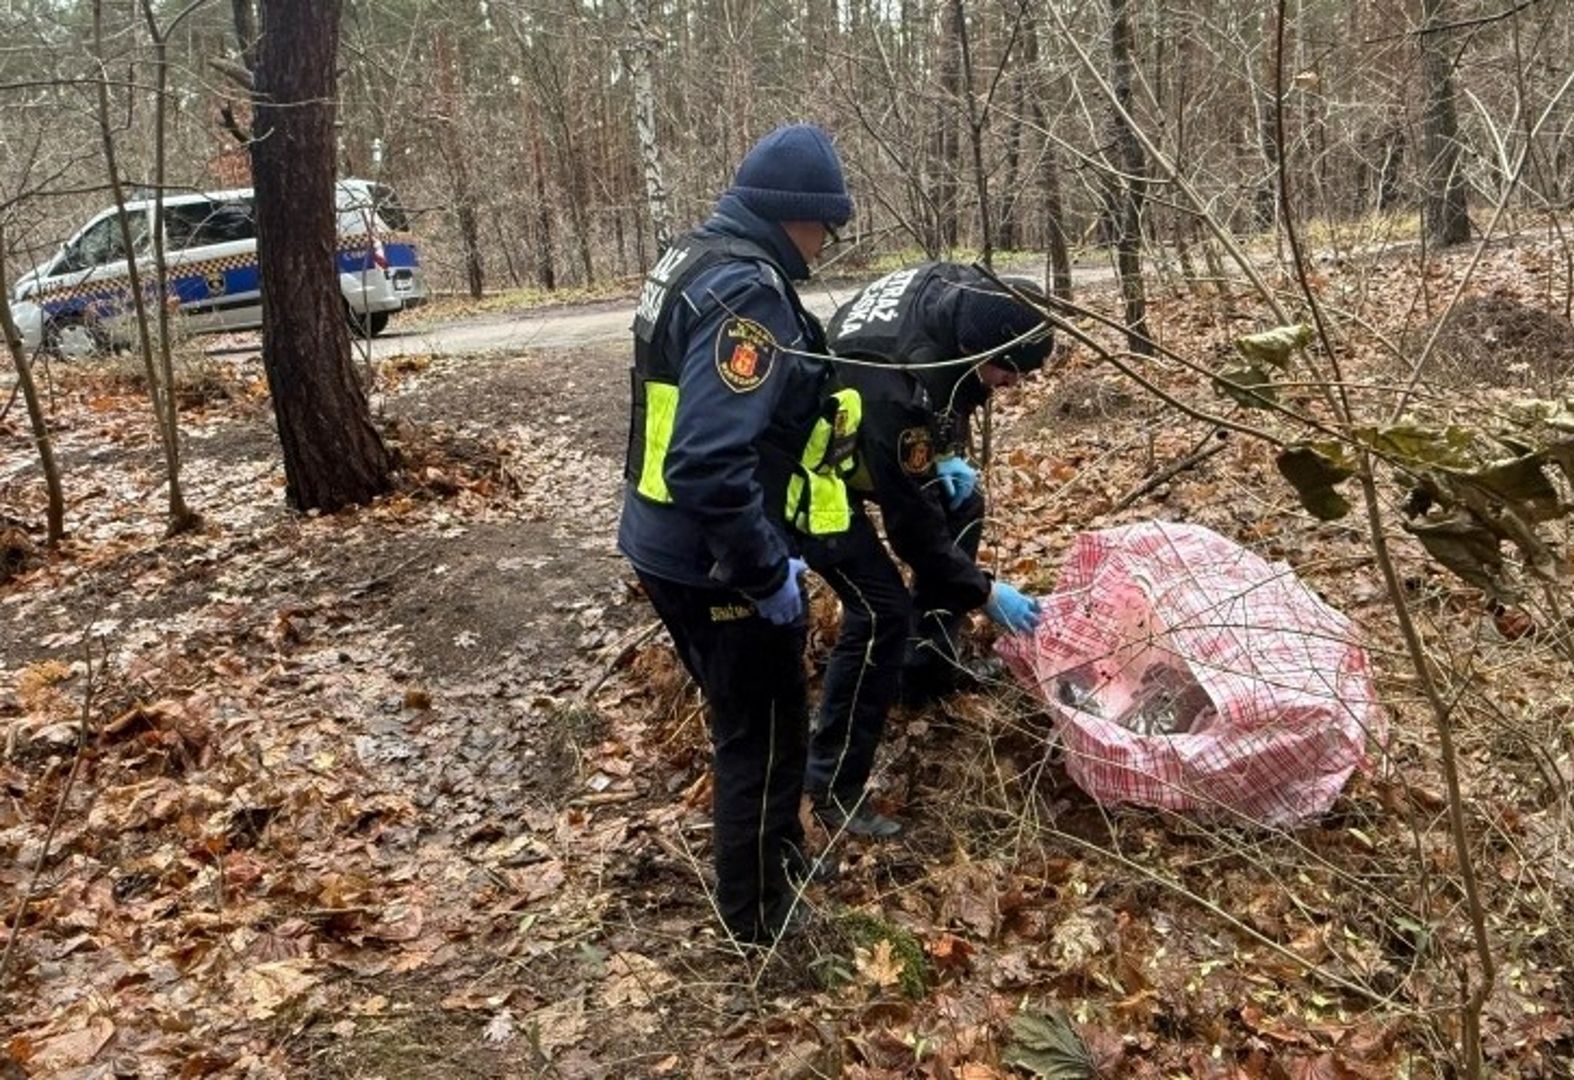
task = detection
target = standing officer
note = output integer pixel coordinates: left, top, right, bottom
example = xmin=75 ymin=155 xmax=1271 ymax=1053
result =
xmin=618 ymin=125 xmax=857 ymax=944
xmin=802 ymin=263 xmax=1050 ymax=838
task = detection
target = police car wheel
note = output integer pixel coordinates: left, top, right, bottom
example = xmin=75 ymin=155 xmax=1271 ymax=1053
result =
xmin=346 ymin=308 xmax=390 ymax=338
xmin=43 ymin=315 xmax=107 ymax=361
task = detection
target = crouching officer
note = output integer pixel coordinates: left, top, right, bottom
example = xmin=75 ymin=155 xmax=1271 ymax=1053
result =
xmin=801 ymin=264 xmax=1050 ymax=837
xmin=618 ymin=124 xmax=858 ymax=945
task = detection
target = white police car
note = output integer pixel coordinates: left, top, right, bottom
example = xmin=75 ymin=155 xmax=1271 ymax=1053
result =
xmin=8 ymin=178 xmax=426 ymax=358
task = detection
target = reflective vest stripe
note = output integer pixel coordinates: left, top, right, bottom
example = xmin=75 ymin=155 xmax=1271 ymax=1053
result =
xmin=635 ymin=381 xmax=862 ymax=538
xmin=636 ymin=380 xmax=679 ymax=503
xmin=786 ymin=388 xmax=862 ymax=536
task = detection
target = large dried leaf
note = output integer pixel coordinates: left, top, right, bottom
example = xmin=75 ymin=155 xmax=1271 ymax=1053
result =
xmin=1235 ymin=323 xmax=1313 ymax=369
xmin=1354 ymin=422 xmax=1476 ymax=470
xmin=1405 ymin=514 xmax=1515 ymax=601
xmin=237 ymin=959 xmax=320 ymax=1020
xmin=1003 ymin=1008 xmax=1096 ymax=1080
xmin=1463 ymin=453 xmax=1561 ymax=522
xmin=1276 ymin=443 xmax=1356 ymax=521
xmin=1212 ymin=363 xmax=1280 ymax=410
xmin=26 ymin=1016 xmax=115 ymax=1072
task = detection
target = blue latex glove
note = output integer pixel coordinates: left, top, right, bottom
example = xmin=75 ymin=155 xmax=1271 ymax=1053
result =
xmin=985 ymin=582 xmax=1040 ymax=634
xmin=754 ymin=557 xmax=808 ymax=626
xmin=934 ymin=455 xmax=978 ymax=510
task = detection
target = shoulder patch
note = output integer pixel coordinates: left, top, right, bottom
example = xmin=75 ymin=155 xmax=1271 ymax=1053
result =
xmin=715 ymin=316 xmax=777 ymax=393
xmin=898 ymin=426 xmax=934 ymax=476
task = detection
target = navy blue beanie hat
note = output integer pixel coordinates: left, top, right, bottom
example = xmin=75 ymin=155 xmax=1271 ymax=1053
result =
xmin=957 ymin=277 xmax=1052 ymax=373
xmin=729 ymin=124 xmax=854 ymax=227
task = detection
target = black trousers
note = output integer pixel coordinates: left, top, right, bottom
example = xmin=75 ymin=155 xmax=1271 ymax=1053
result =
xmin=904 ymin=490 xmax=987 ymax=700
xmin=636 ymin=570 xmax=808 ymax=943
xmin=803 ymin=511 xmax=912 ymax=808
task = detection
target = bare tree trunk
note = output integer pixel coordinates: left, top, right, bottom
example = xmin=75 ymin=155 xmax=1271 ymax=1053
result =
xmin=435 ymin=33 xmax=484 ymax=299
xmin=1254 ymin=15 xmax=1280 ymax=232
xmin=623 ymin=0 xmax=673 ymax=252
xmin=0 ymin=224 xmax=64 ymax=545
xmin=1421 ymin=0 xmax=1471 ymax=247
xmin=252 ymin=0 xmax=391 ymax=511
xmin=140 ymin=0 xmax=203 ymax=534
xmin=1109 ymin=0 xmax=1152 ymax=355
xmin=998 ymin=59 xmax=1024 ymax=252
xmin=92 ymin=0 xmax=195 ymax=531
xmin=524 ymin=91 xmax=558 ymax=291
xmin=1025 ymin=18 xmax=1072 ymax=300
xmin=951 ymin=0 xmax=993 ymax=265
xmin=231 ymin=0 xmax=258 ymax=68
xmin=935 ymin=1 xmax=961 ymax=250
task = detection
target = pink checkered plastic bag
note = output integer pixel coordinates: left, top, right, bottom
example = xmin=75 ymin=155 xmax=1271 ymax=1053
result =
xmin=998 ymin=522 xmax=1383 ymax=825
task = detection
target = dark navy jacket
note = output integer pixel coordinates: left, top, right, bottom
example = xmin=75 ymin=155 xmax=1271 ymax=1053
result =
xmin=827 ymin=264 xmax=996 ymax=614
xmin=618 ymin=195 xmax=831 ymax=598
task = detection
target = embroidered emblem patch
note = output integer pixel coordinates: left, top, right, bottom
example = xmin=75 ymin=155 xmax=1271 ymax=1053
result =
xmin=205 ymin=270 xmax=227 ymax=296
xmin=898 ymin=426 xmax=933 ymax=476
xmin=715 ymin=317 xmax=776 ymax=392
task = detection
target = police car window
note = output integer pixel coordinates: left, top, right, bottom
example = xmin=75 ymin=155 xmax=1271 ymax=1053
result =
xmin=67 ymin=213 xmax=148 ymax=270
xmin=370 ymin=185 xmax=409 ymax=231
xmin=165 ymin=200 xmax=256 ymax=248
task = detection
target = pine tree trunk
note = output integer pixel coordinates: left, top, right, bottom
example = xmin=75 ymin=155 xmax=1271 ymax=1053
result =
xmin=251 ymin=0 xmax=391 ymax=511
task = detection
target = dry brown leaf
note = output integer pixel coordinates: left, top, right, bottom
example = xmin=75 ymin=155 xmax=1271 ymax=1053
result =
xmin=928 ymin=932 xmax=974 ymax=975
xmin=523 ymin=859 xmax=566 ymax=902
xmin=523 ymin=996 xmax=586 ymax=1052
xmin=237 ymin=958 xmax=319 ymax=1020
xmin=368 ymin=900 xmax=425 ymax=942
xmin=1050 ymin=908 xmax=1107 ymax=970
xmin=26 ymin=1016 xmax=114 ymax=1072
xmin=854 ymin=939 xmax=905 ymax=990
xmin=600 ymin=951 xmax=676 ymax=1010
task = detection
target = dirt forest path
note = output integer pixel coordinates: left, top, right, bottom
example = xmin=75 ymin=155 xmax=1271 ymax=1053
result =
xmin=365 ymin=255 xmax=1120 ymax=360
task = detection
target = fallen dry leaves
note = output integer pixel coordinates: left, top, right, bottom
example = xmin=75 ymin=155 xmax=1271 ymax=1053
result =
xmin=2 ymin=242 xmax=1573 ymax=1077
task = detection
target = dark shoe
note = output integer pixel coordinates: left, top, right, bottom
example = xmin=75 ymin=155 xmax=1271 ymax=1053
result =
xmin=746 ymin=893 xmax=811 ymax=947
xmin=813 ymin=798 xmax=903 ymax=839
xmin=901 ymin=656 xmax=1010 ymax=707
xmin=783 ymin=842 xmax=840 ymax=887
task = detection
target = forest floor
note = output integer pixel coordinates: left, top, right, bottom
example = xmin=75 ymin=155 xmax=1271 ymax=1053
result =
xmin=2 ymin=241 xmax=1573 ymax=1079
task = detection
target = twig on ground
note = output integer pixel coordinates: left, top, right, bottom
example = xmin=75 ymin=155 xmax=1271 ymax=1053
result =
xmin=582 ymin=619 xmax=662 ymax=702
xmin=1109 ymin=428 xmax=1228 ymax=513
xmin=0 ymin=635 xmax=97 ymax=993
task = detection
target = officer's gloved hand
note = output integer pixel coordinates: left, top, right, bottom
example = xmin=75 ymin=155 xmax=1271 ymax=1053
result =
xmin=755 ymin=557 xmax=808 ymax=626
xmin=934 ymin=455 xmax=978 ymax=510
xmin=985 ymin=581 xmax=1040 ymax=634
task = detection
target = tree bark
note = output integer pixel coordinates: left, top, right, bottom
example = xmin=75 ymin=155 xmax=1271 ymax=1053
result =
xmin=0 ymin=224 xmax=64 ymax=546
xmin=435 ymin=33 xmax=484 ymax=300
xmin=934 ymin=0 xmax=962 ymax=251
xmin=623 ymin=0 xmax=673 ymax=253
xmin=1026 ymin=18 xmax=1072 ymax=300
xmin=140 ymin=0 xmax=204 ymax=534
xmin=523 ymin=90 xmax=558 ymax=291
xmin=231 ymin=0 xmax=258 ymax=69
xmin=1421 ymin=0 xmax=1471 ymax=247
xmin=251 ymin=0 xmax=391 ymax=511
xmin=1109 ymin=0 xmax=1152 ymax=355
xmin=951 ymin=0 xmax=993 ymax=266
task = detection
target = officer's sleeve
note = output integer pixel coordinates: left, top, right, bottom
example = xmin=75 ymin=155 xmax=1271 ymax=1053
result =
xmin=862 ymin=393 xmax=993 ymax=613
xmin=662 ymin=268 xmax=802 ymax=598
